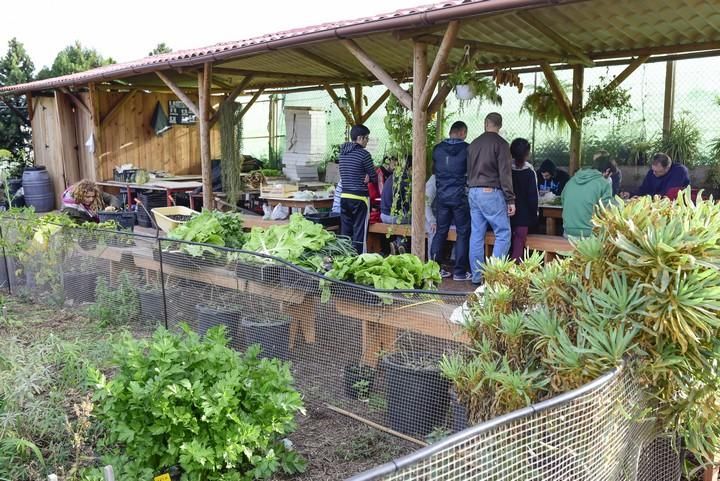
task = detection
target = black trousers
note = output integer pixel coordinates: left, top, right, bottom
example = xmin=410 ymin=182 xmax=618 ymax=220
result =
xmin=340 ymin=197 xmax=369 ymax=253
xmin=430 ymin=201 xmax=471 ymax=277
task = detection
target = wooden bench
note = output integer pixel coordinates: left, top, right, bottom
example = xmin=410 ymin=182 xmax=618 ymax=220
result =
xmin=368 ymin=223 xmax=572 ymax=262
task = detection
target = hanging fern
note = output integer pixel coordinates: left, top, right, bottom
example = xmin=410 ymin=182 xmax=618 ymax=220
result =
xmin=520 ymin=81 xmax=570 ymax=131
xmin=219 ymin=101 xmax=244 ymax=205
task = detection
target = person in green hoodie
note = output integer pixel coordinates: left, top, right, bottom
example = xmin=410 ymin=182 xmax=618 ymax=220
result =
xmin=561 ymin=158 xmax=616 ymax=238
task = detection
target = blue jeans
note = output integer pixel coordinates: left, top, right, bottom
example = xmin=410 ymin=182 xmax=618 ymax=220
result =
xmin=468 ymin=188 xmax=511 ymax=283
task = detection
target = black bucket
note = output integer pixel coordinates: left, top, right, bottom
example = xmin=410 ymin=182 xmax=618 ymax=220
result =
xmin=241 ymin=318 xmax=290 ymax=360
xmin=139 ymin=289 xmax=166 ymax=323
xmin=195 ymin=304 xmax=242 ymax=342
xmin=64 ymin=271 xmax=100 ymax=304
xmin=450 ymin=387 xmax=469 ymax=432
xmin=381 ymin=352 xmax=450 ymax=436
xmin=343 ymin=365 xmax=376 ymax=399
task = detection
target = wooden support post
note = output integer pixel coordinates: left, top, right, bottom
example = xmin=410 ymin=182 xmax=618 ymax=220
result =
xmin=583 ymin=56 xmax=649 ymax=114
xmin=540 ymin=62 xmax=578 ymax=130
xmin=361 ymin=89 xmax=391 ymax=123
xmin=428 ymin=83 xmax=452 ymax=116
xmin=268 ymin=94 xmax=277 ymax=167
xmin=342 ymin=39 xmax=412 ymax=110
xmin=198 ymin=62 xmax=214 ymax=210
xmin=156 ymin=71 xmax=199 ymax=117
xmin=418 ymin=20 xmax=460 ymax=110
xmin=569 ymin=65 xmax=584 ymax=174
xmin=324 ymin=84 xmax=355 ymax=126
xmin=87 ymin=83 xmax=102 ymax=181
xmin=343 ymin=84 xmax=356 ymax=122
xmin=663 ymin=60 xmax=676 ymax=140
xmin=26 ymin=91 xmax=35 ymax=122
xmin=237 ymin=88 xmax=265 ymax=119
xmin=59 ymin=88 xmax=92 ymax=116
xmin=209 ymin=76 xmax=254 ymax=127
xmin=411 ymin=42 xmax=428 ymax=260
xmin=354 ymin=84 xmax=363 ymax=124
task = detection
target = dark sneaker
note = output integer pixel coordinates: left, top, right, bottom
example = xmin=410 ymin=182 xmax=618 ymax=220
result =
xmin=453 ymin=272 xmax=472 ymax=282
xmin=440 ymin=269 xmax=452 ymax=278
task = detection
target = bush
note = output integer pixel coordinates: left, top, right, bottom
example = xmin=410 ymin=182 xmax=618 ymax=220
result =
xmin=87 ymin=272 xmax=139 ymax=326
xmin=89 ymin=325 xmax=306 ymax=481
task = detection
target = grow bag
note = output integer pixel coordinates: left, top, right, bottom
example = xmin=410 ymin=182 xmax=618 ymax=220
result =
xmin=381 ymin=351 xmax=450 ymax=436
xmin=344 ymin=365 xmax=376 ymax=399
xmin=195 ymin=304 xmax=242 ymax=342
xmin=139 ymin=289 xmax=166 ymax=323
xmin=241 ymin=317 xmax=290 ymax=360
xmin=63 ymin=271 xmax=101 ymax=304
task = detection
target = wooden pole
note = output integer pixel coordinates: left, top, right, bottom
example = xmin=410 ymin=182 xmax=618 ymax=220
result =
xmin=663 ymin=60 xmax=676 ymax=140
xmin=324 ymin=404 xmax=427 ymax=447
xmin=323 ymin=84 xmax=355 ymax=126
xmin=268 ymin=94 xmax=276 ymax=167
xmin=361 ymin=89 xmax=391 ymax=123
xmin=26 ymin=91 xmax=35 ymax=122
xmin=209 ymin=76 xmax=254 ymax=127
xmin=0 ymin=97 xmax=29 ymax=125
xmin=100 ymin=90 xmax=138 ymax=127
xmin=428 ymin=83 xmax=452 ymax=116
xmin=418 ymin=20 xmax=460 ymax=110
xmin=59 ymin=88 xmax=92 ymax=116
xmin=569 ymin=65 xmax=584 ymax=174
xmin=87 ymin=82 xmax=102 ymax=181
xmin=411 ymin=42 xmax=428 ymax=260
xmin=198 ymin=62 xmax=214 ymax=210
xmin=237 ymin=88 xmax=265 ymax=119
xmin=156 ymin=71 xmax=200 ymax=117
xmin=540 ymin=62 xmax=578 ymax=130
xmin=354 ymin=84 xmax=363 ymax=124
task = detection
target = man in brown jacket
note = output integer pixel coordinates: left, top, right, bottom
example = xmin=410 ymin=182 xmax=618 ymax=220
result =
xmin=466 ymin=112 xmax=515 ymax=284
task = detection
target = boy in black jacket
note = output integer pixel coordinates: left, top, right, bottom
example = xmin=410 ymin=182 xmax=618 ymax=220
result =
xmin=510 ymin=138 xmax=539 ymax=262
xmin=339 ymin=125 xmax=378 ymax=253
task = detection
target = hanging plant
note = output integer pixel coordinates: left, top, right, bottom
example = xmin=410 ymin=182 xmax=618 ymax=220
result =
xmin=219 ymin=101 xmax=244 ymax=205
xmin=447 ymin=48 xmax=501 ymax=112
xmin=582 ymin=76 xmax=632 ymax=123
xmin=520 ymin=80 xmax=570 ymax=131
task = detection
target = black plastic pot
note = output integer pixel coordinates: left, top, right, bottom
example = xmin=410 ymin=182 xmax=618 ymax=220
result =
xmin=63 ymin=271 xmax=100 ymax=304
xmin=344 ymin=365 xmax=376 ymax=399
xmin=330 ymin=282 xmax=383 ymax=306
xmin=0 ymin=255 xmax=17 ymax=291
xmin=98 ymin=211 xmax=136 ymax=231
xmin=195 ymin=304 xmax=242 ymax=341
xmin=139 ymin=289 xmax=166 ymax=323
xmin=153 ymin=249 xmax=197 ymax=270
xmin=241 ymin=317 xmax=290 ymax=360
xmin=450 ymin=387 xmax=469 ymax=432
xmin=235 ymin=261 xmax=264 ymax=281
xmin=381 ymin=352 xmax=450 ymax=436
xmin=279 ymin=265 xmax=321 ymax=294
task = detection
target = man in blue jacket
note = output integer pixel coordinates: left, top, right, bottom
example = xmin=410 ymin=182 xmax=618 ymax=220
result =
xmin=339 ymin=124 xmax=378 ymax=253
xmin=623 ymin=152 xmax=690 ymax=198
xmin=429 ymin=121 xmax=471 ymax=281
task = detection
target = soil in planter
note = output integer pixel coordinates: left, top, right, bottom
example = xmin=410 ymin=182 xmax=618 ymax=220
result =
xmin=64 ymin=271 xmax=102 ymax=304
xmin=344 ymin=365 xmax=376 ymax=400
xmin=241 ymin=317 xmax=290 ymax=360
xmin=195 ymin=304 xmax=242 ymax=346
xmin=381 ymin=351 xmax=450 ymax=437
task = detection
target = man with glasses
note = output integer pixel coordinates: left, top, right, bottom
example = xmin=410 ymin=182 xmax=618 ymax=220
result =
xmin=339 ymin=124 xmax=377 ymax=253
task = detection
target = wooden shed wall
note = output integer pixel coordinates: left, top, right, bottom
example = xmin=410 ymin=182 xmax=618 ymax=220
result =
xmin=96 ymin=91 xmax=220 ymax=181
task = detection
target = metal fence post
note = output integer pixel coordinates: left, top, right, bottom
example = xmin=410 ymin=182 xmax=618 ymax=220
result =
xmin=0 ymin=222 xmax=12 ymax=295
xmin=156 ymin=236 xmax=169 ymax=329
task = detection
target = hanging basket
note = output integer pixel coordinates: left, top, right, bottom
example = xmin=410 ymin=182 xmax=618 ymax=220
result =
xmin=455 ymin=84 xmax=475 ymax=101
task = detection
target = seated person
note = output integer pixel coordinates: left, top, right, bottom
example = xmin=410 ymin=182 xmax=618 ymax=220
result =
xmin=380 ymin=157 xmax=411 ymax=225
xmin=561 ymin=158 xmax=615 ymax=238
xmin=623 ymin=152 xmax=690 ymax=198
xmin=593 ymin=150 xmax=622 ymax=196
xmin=62 ymin=180 xmax=121 ymax=224
xmin=537 ymin=159 xmax=570 ymax=195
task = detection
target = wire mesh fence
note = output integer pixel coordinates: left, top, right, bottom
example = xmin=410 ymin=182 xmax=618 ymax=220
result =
xmin=0 ymin=218 xmax=682 ymax=480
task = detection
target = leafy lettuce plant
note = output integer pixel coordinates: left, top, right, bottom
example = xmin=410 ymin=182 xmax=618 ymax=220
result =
xmin=89 ymin=325 xmax=306 ymax=481
xmin=167 ymin=210 xmax=245 ymax=258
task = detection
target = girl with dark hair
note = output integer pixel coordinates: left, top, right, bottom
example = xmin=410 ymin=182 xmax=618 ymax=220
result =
xmin=509 ymin=138 xmax=539 ymax=262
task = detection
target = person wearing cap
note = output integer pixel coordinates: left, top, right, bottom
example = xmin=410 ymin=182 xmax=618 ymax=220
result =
xmin=466 ymin=112 xmax=515 ymax=284
xmin=339 ymin=124 xmax=378 ymax=253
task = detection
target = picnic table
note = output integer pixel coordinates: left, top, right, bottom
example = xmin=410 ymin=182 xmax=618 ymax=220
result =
xmin=260 ymin=195 xmax=334 ymax=211
xmin=97 ymin=176 xmax=202 ymax=207
xmin=539 ymin=204 xmax=563 ymax=236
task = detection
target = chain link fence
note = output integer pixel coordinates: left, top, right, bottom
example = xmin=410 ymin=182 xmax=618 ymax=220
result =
xmin=0 ymin=218 xmax=682 ymax=480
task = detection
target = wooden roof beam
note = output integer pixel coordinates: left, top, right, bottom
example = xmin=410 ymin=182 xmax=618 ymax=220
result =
xmin=237 ymin=88 xmax=265 ymax=120
xmin=295 ymin=48 xmax=357 ymax=77
xmin=209 ymin=76 xmax=255 ymax=127
xmin=59 ymin=87 xmax=91 ymax=116
xmin=26 ymin=92 xmax=35 ymax=122
xmin=415 ymin=33 xmax=569 ymax=62
xmin=428 ymin=83 xmax=451 ymax=116
xmin=516 ymin=11 xmax=594 ymax=67
xmin=341 ymin=38 xmax=412 ymax=110
xmin=419 ymin=21 xmax=460 ymax=111
xmin=540 ymin=62 xmax=578 ymax=130
xmin=361 ymin=89 xmax=390 ymax=123
xmin=156 ymin=70 xmax=199 ymax=117
xmin=100 ymin=89 xmax=138 ymax=127
xmin=324 ymin=83 xmax=355 ymax=126
xmin=213 ymin=67 xmax=344 ymax=83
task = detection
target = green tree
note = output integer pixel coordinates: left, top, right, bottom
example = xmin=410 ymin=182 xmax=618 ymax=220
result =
xmin=0 ymin=38 xmax=34 ymax=161
xmin=148 ymin=43 xmax=172 ymax=56
xmin=37 ymin=41 xmax=114 ymax=79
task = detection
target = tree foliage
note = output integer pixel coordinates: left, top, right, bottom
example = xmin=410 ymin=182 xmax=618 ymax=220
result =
xmin=37 ymin=41 xmax=114 ymax=80
xmin=0 ymin=38 xmax=34 ymax=161
xmin=148 ymin=42 xmax=172 ymax=56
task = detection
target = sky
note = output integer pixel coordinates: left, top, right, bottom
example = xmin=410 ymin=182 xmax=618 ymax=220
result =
xmin=1 ymin=0 xmax=427 ymax=72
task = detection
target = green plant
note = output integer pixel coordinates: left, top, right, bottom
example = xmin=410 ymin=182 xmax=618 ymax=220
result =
xmin=241 ymin=213 xmax=334 ymax=264
xmin=521 ymin=81 xmax=570 ymax=131
xmin=323 ymin=253 xmax=441 ymax=292
xmin=87 ymin=272 xmax=139 ymax=326
xmin=655 ymin=113 xmax=702 ymax=166
xmin=447 ymin=55 xmax=501 ymax=112
xmin=89 ymin=325 xmax=306 ymax=481
xmin=168 ymin=209 xmax=245 ymax=257
xmin=582 ymin=76 xmax=632 ymax=122
xmin=219 ymin=101 xmax=244 ymax=205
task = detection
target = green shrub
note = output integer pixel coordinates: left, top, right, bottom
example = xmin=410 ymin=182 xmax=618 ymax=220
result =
xmin=87 ymin=272 xmax=139 ymax=326
xmin=89 ymin=325 xmax=306 ymax=481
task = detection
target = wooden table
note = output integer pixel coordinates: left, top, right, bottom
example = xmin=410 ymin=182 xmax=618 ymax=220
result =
xmin=97 ymin=179 xmax=202 ymax=207
xmin=539 ymin=205 xmax=563 ymax=236
xmin=260 ymin=195 xmax=334 ymax=211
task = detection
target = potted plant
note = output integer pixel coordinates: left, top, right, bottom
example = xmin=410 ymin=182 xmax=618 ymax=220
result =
xmin=381 ymin=349 xmax=450 ymax=437
xmin=521 ymin=81 xmax=570 ymax=131
xmin=343 ymin=364 xmax=376 ymax=400
xmin=241 ymin=311 xmax=291 ymax=360
xmin=139 ymin=277 xmax=179 ymax=325
xmin=194 ymin=291 xmax=245 ymax=343
xmin=447 ymin=58 xmax=502 ymax=110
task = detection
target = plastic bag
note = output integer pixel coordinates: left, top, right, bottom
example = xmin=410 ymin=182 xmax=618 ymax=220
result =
xmin=270 ymin=204 xmax=290 ymax=220
xmin=303 ymin=205 xmax=318 ymax=216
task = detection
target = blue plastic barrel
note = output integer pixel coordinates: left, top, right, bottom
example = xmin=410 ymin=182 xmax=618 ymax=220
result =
xmin=22 ymin=167 xmax=54 ymax=212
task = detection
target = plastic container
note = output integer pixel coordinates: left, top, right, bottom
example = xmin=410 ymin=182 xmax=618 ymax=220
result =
xmin=98 ymin=211 xmax=136 ymax=231
xmin=22 ymin=167 xmax=54 ymax=212
xmin=151 ymin=206 xmax=198 ymax=233
xmin=304 ymin=211 xmax=340 ymax=228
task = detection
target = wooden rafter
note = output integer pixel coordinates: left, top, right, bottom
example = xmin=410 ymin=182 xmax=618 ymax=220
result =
xmin=59 ymin=88 xmax=92 ymax=116
xmin=540 ymin=62 xmax=578 ymax=130
xmin=428 ymin=83 xmax=452 ymax=116
xmin=213 ymin=67 xmax=342 ymax=83
xmin=210 ymin=75 xmax=233 ymax=90
xmin=156 ymin=71 xmax=200 ymax=117
xmin=361 ymin=89 xmax=391 ymax=123
xmin=516 ymin=11 xmax=594 ymax=67
xmin=341 ymin=39 xmax=412 ymax=110
xmin=295 ymin=48 xmax=357 ymax=77
xmin=393 ymin=25 xmax=455 ymax=41
xmin=415 ymin=33 xmax=569 ymax=62
xmin=237 ymin=88 xmax=265 ymax=120
xmin=0 ymin=97 xmax=29 ymax=125
xmin=209 ymin=76 xmax=255 ymax=127
xmin=323 ymin=84 xmax=355 ymax=126
xmin=101 ymin=90 xmax=138 ymax=127
xmin=418 ymin=21 xmax=460 ymax=110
